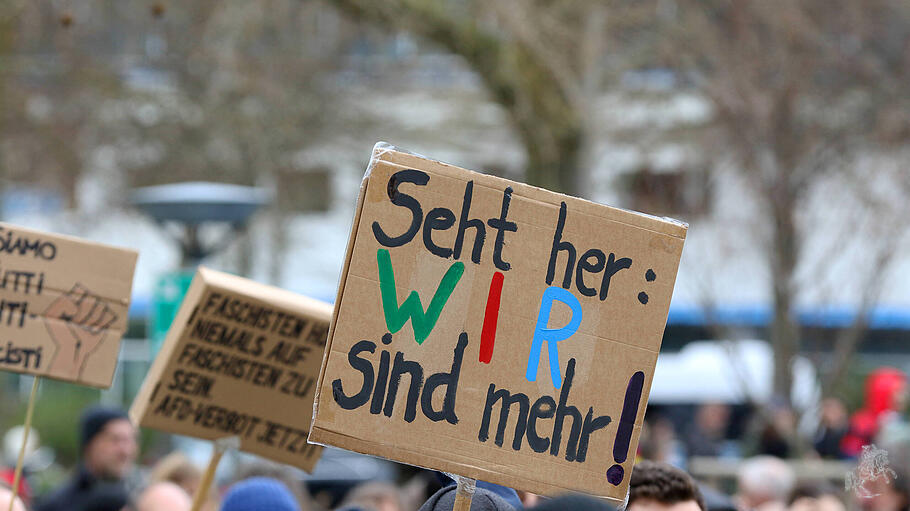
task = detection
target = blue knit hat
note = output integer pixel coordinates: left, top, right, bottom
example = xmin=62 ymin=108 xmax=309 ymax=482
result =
xmin=220 ymin=477 xmax=300 ymax=511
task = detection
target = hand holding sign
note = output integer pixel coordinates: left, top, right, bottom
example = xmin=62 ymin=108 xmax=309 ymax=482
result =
xmin=44 ymin=283 xmax=118 ymax=379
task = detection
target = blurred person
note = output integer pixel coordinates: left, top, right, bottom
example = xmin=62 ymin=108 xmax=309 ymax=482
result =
xmin=74 ymin=482 xmax=130 ymax=511
xmin=685 ymin=403 xmax=731 ymax=458
xmin=788 ymin=482 xmax=845 ymax=511
xmin=843 ymin=369 xmax=908 ymax=458
xmin=137 ymin=481 xmax=192 ymax=511
xmin=626 ymin=460 xmax=706 ymax=511
xmin=220 ymin=477 xmax=300 ymax=511
xmin=641 ymin=417 xmax=687 ymax=467
xmin=856 ymin=470 xmax=909 ymax=511
xmin=147 ymin=453 xmax=214 ymax=510
xmin=515 ymin=490 xmax=542 ymax=508
xmin=232 ymin=461 xmax=310 ymax=511
xmin=35 ymin=406 xmax=137 ymax=511
xmin=0 ymin=483 xmax=27 ymax=511
xmin=814 ymin=399 xmax=849 ymax=459
xmin=339 ymin=482 xmax=405 ymax=511
xmin=736 ymin=456 xmax=795 ymax=511
xmin=754 ymin=404 xmax=797 ymax=459
xmin=1 ymin=426 xmax=39 ymax=505
xmin=418 ymin=485 xmax=515 ymax=511
xmin=434 ymin=473 xmax=522 ymax=509
xmin=147 ymin=452 xmax=201 ymax=495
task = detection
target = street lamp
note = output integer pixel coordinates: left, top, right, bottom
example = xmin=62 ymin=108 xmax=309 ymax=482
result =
xmin=130 ymin=181 xmax=272 ymax=352
xmin=130 ymin=181 xmax=272 ymax=266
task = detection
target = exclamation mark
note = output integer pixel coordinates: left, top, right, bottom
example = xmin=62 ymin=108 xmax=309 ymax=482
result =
xmin=606 ymin=371 xmax=645 ymax=485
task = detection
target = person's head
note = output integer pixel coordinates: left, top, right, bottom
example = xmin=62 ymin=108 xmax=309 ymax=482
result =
xmin=819 ymin=399 xmax=848 ymax=428
xmin=865 ymin=368 xmax=908 ymax=417
xmin=148 ymin=452 xmax=202 ymax=496
xmin=696 ymin=403 xmax=730 ymax=435
xmin=788 ymin=482 xmax=845 ymax=511
xmin=231 ymin=462 xmax=309 ymax=510
xmin=341 ymin=482 xmax=405 ymax=511
xmin=418 ymin=486 xmax=514 ymax=511
xmin=737 ymin=456 xmax=795 ymax=510
xmin=137 ymin=482 xmax=192 ymax=511
xmin=220 ymin=477 xmax=300 ymax=511
xmin=858 ymin=471 xmax=910 ymax=511
xmin=627 ymin=461 xmax=706 ymax=511
xmin=0 ymin=485 xmax=26 ymax=511
xmin=79 ymin=406 xmax=138 ymax=480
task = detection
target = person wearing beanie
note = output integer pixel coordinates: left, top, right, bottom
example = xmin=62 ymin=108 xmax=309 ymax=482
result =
xmin=35 ymin=406 xmax=138 ymax=511
xmin=419 ymin=486 xmax=516 ymax=511
xmin=220 ymin=477 xmax=301 ymax=511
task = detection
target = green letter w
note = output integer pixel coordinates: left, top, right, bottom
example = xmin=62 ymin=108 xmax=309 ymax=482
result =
xmin=377 ymin=248 xmax=464 ymax=345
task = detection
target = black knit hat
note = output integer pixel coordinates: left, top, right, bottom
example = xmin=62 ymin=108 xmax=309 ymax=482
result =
xmin=79 ymin=406 xmax=129 ymax=453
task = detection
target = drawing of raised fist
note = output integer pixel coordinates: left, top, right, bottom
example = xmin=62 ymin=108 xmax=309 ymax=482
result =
xmin=44 ymin=283 xmax=119 ymax=379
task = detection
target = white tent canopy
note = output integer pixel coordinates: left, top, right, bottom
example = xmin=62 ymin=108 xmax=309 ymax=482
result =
xmin=649 ymin=340 xmax=819 ymax=409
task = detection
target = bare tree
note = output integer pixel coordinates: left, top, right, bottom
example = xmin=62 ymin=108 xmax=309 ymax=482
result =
xmin=656 ymin=0 xmax=910 ymax=402
xmin=327 ymin=0 xmax=910 ymax=409
xmin=0 ymin=0 xmax=355 ymax=280
xmin=324 ymin=0 xmax=619 ymax=194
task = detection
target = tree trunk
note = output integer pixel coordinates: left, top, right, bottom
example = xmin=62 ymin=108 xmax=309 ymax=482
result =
xmin=522 ymin=123 xmax=583 ymax=195
xmin=769 ymin=185 xmax=800 ymax=403
xmin=327 ymin=0 xmax=583 ymax=195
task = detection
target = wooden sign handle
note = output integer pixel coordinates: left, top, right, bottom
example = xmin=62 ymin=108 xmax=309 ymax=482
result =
xmin=190 ymin=436 xmax=239 ymax=511
xmin=8 ymin=377 xmax=40 ymax=511
xmin=452 ymin=476 xmax=476 ymax=511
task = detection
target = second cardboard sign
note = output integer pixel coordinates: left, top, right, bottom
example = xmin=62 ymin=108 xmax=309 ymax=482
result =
xmin=131 ymin=267 xmax=330 ymax=471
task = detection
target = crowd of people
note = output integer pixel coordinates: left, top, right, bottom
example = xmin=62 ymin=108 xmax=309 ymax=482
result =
xmin=0 ymin=366 xmax=906 ymax=511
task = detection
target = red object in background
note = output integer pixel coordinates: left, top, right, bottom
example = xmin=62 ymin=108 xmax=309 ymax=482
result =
xmin=0 ymin=467 xmax=32 ymax=504
xmin=841 ymin=367 xmax=908 ymax=457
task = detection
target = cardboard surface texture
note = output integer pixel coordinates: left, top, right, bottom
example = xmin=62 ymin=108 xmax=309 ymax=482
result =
xmin=309 ymin=144 xmax=687 ymax=501
xmin=130 ymin=267 xmax=330 ymax=472
xmin=0 ymin=222 xmax=137 ymax=388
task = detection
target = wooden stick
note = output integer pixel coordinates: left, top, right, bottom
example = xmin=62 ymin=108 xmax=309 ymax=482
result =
xmin=189 ymin=446 xmax=224 ymax=511
xmin=452 ymin=476 xmax=476 ymax=511
xmin=8 ymin=376 xmax=40 ymax=511
xmin=190 ymin=436 xmax=239 ymax=511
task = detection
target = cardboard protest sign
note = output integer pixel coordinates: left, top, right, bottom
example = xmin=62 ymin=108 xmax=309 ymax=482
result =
xmin=0 ymin=222 xmax=137 ymax=388
xmin=130 ymin=267 xmax=330 ymax=471
xmin=309 ymin=144 xmax=687 ymax=500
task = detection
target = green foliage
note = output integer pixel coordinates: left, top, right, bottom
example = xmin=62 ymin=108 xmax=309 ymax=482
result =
xmin=832 ymin=360 xmax=875 ymax=413
xmin=23 ymin=380 xmax=101 ymax=467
